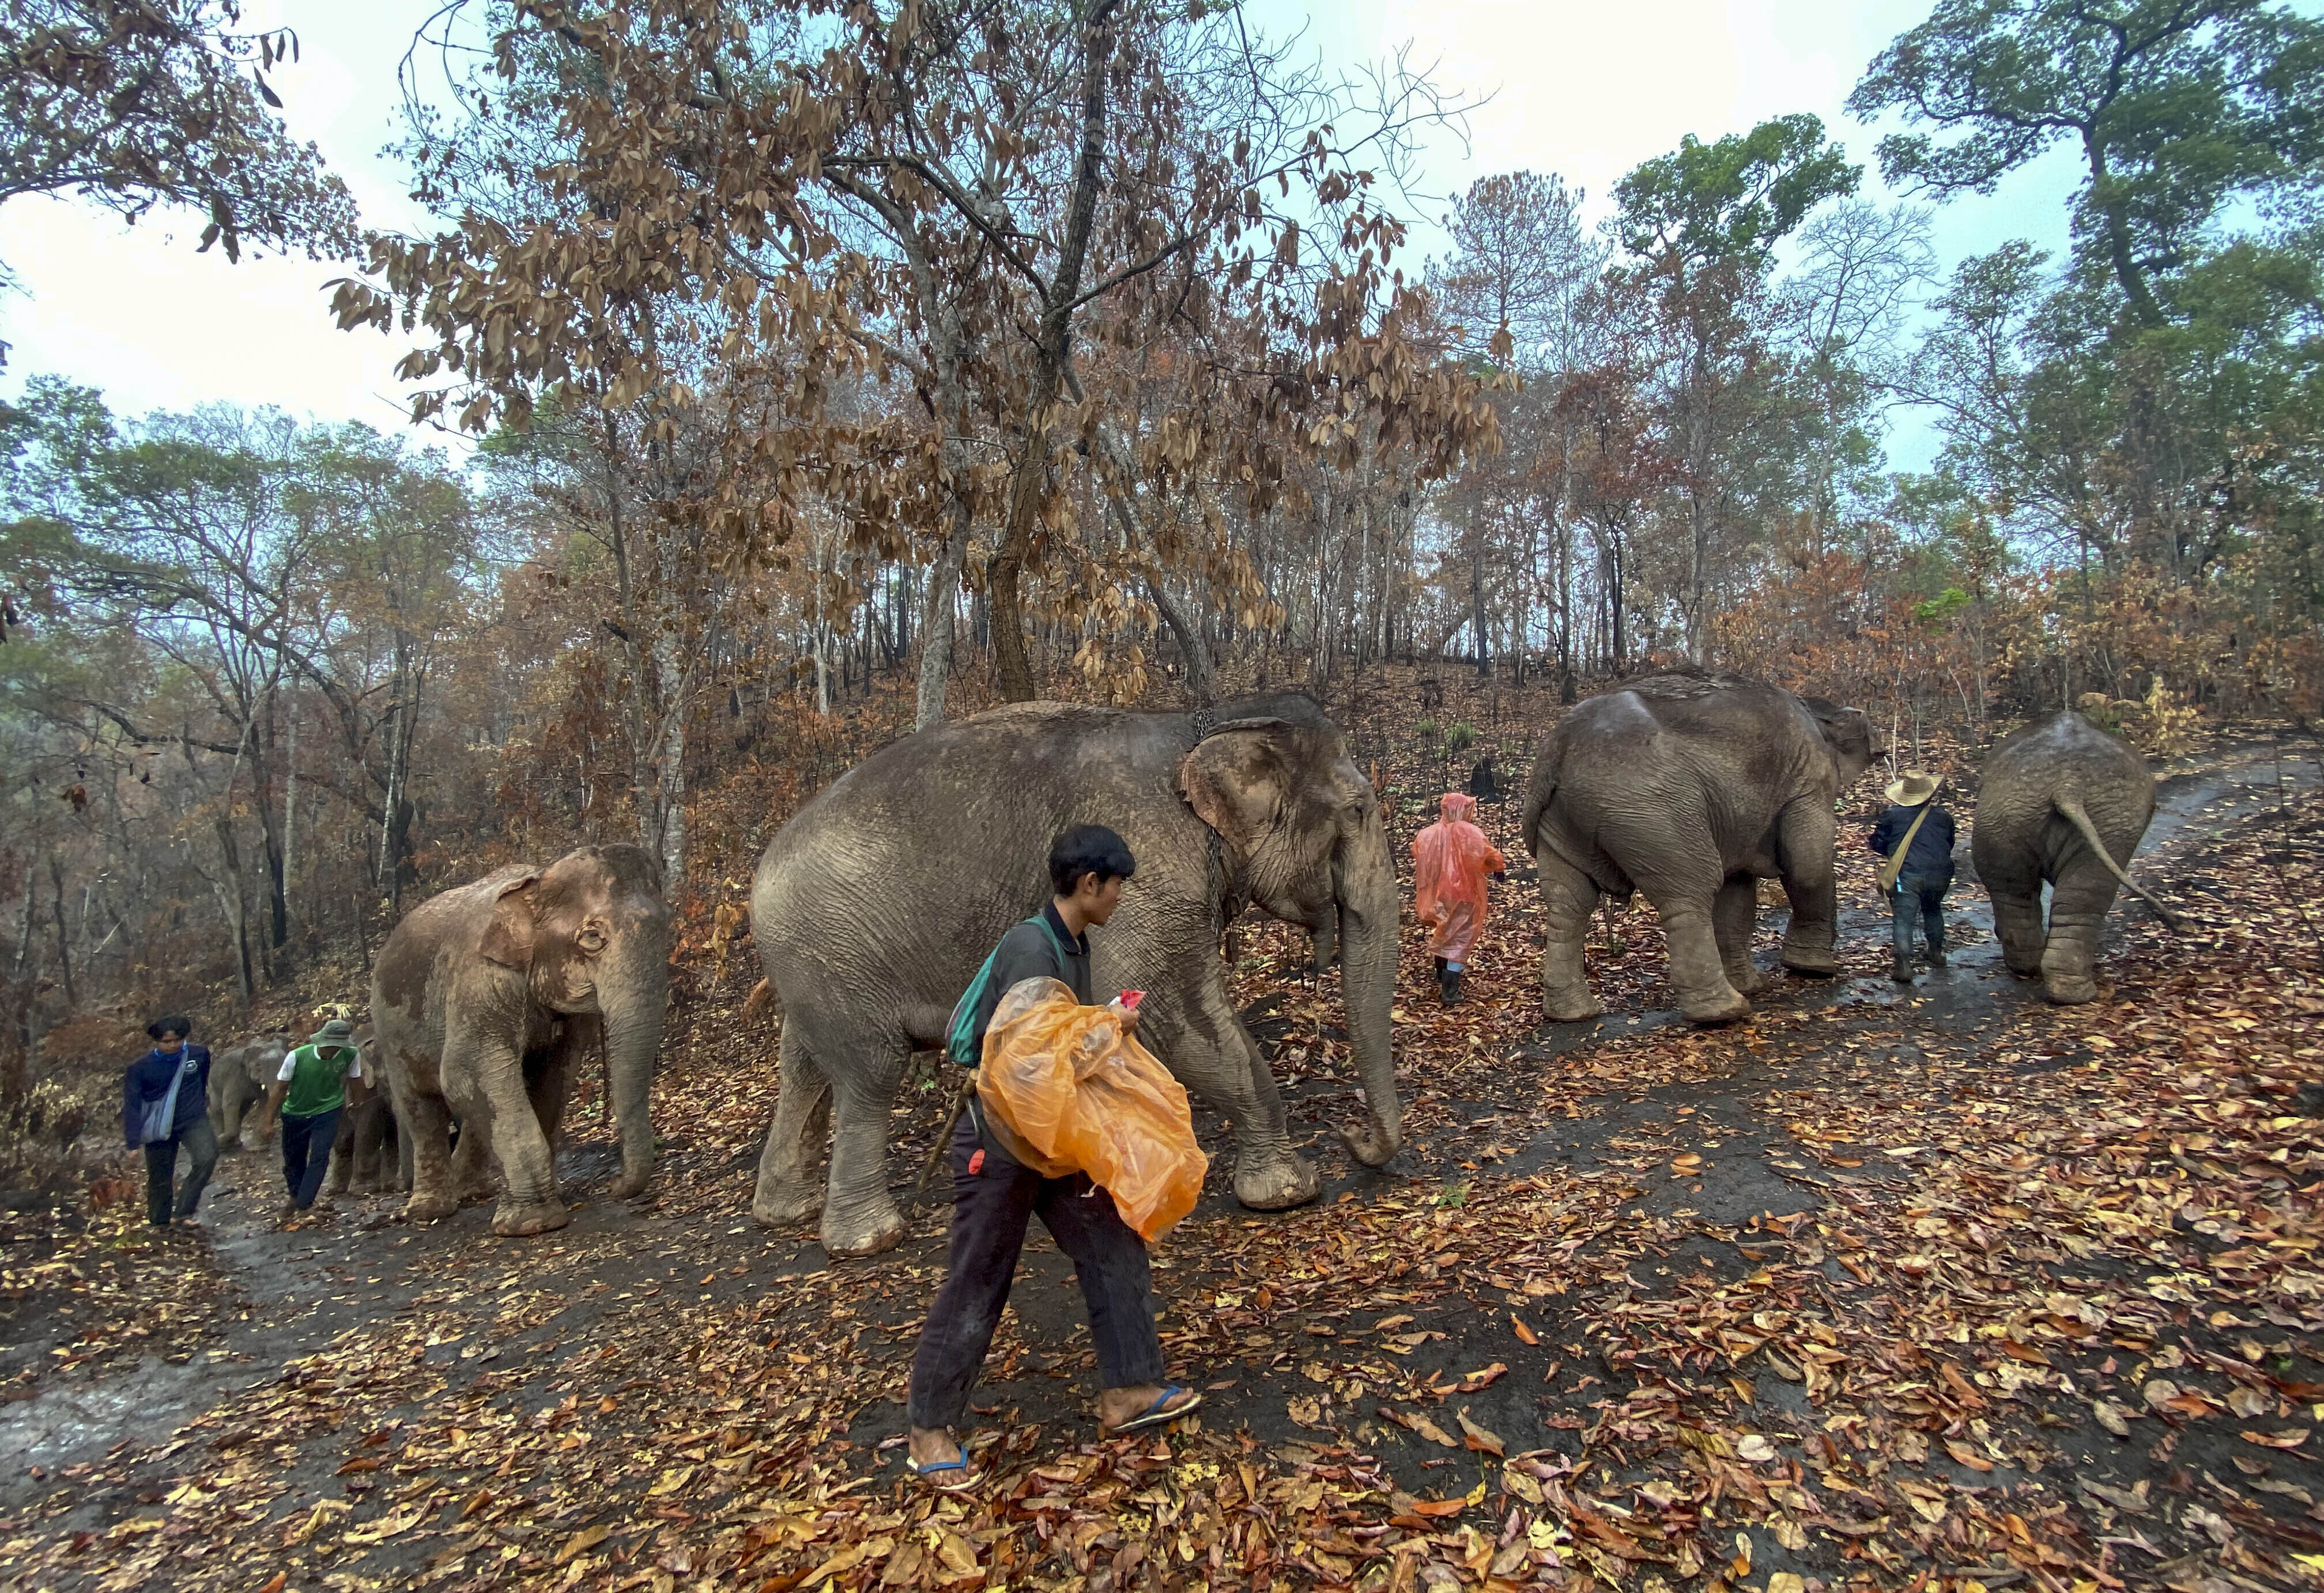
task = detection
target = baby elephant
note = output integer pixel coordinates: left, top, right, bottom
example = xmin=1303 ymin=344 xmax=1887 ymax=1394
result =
xmin=371 ymin=844 xmax=671 ymax=1236
xmin=1972 ymin=711 xmax=2180 ymax=1003
xmin=208 ymin=1029 xmax=293 ymax=1147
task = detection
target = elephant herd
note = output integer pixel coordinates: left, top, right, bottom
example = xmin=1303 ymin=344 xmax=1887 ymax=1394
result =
xmin=209 ymin=672 xmax=2174 ymax=1250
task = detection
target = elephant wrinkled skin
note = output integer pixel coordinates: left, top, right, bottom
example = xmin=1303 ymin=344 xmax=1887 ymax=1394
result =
xmin=749 ymin=694 xmax=1404 ymax=1258
xmin=371 ymin=845 xmax=671 ymax=1237
xmin=1971 ymin=710 xmax=2179 ymax=1004
xmin=1522 ymin=671 xmax=1875 ymax=1025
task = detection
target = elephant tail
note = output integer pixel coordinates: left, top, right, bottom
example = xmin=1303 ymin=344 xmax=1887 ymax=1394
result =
xmin=1520 ymin=773 xmax=1556 ymax=858
xmin=2056 ymin=795 xmax=2183 ymax=929
xmin=742 ymin=978 xmax=778 ymax=1025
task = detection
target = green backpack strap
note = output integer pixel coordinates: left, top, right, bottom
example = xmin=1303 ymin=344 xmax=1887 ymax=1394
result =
xmin=945 ymin=916 xmax=1068 ymax=1065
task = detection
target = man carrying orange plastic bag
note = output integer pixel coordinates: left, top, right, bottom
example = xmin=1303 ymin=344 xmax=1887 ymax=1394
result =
xmin=1414 ymin=791 xmax=1506 ymax=1005
xmin=905 ymin=826 xmax=1201 ymax=1490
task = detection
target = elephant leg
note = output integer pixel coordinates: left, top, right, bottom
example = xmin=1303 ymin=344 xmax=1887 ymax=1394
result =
xmin=1774 ymin=800 xmax=1840 ymax=976
xmin=447 ymin=1109 xmax=495 ymax=1200
xmin=752 ymin=1016 xmax=833 ymax=1232
xmin=326 ymin=1108 xmax=356 ymax=1195
xmin=1712 ymin=876 xmax=1761 ymax=996
xmin=817 ymin=1033 xmax=914 ymax=1257
xmin=401 ymin=1091 xmax=461 ymax=1223
xmin=1535 ymin=850 xmax=1601 ymax=1023
xmin=463 ymin=1033 xmax=567 ymax=1238
xmin=527 ymin=1045 xmax=578 ymax=1199
xmin=1649 ymin=888 xmax=1750 ymax=1025
xmin=1155 ymin=970 xmax=1318 ymax=1211
xmin=1989 ymin=884 xmax=2047 ymax=978
xmin=2039 ymin=867 xmax=2121 ymax=1005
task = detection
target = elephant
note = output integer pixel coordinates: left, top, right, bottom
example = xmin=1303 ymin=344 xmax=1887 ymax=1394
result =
xmin=1522 ymin=669 xmax=1875 ymax=1025
xmin=207 ymin=1029 xmax=293 ymax=1148
xmin=748 ymin=693 xmax=1404 ymax=1258
xmin=1970 ymin=710 xmax=2180 ymax=1004
xmin=326 ymin=1027 xmax=412 ymax=1195
xmin=371 ymin=843 xmax=672 ymax=1237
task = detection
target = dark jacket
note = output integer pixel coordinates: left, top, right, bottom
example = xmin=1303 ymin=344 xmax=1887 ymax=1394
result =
xmin=1869 ymin=803 xmax=1956 ymax=883
xmin=122 ymin=1045 xmax=211 ymax=1147
xmin=966 ymin=902 xmax=1093 ymax=1063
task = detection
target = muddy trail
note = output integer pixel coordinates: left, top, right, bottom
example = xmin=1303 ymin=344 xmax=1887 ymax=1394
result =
xmin=2 ymin=741 xmax=2321 ymax=1593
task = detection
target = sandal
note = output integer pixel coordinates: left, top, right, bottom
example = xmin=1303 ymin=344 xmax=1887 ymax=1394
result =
xmin=904 ymin=1451 xmax=981 ymax=1493
xmin=1104 ymin=1384 xmax=1202 ymax=1436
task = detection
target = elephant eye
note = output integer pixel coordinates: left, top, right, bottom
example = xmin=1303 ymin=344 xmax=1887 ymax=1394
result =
xmin=577 ymin=926 xmax=608 ymax=954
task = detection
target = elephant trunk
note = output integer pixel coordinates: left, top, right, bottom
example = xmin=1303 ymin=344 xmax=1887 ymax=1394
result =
xmin=602 ymin=981 xmax=666 ymax=1200
xmin=1334 ymin=820 xmax=1403 ymax=1169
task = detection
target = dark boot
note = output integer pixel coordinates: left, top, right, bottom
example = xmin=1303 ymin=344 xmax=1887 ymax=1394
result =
xmin=1891 ymin=958 xmax=1915 ymax=984
xmin=1439 ymin=967 xmax=1463 ymax=1005
xmin=1927 ymin=944 xmax=1948 ymax=968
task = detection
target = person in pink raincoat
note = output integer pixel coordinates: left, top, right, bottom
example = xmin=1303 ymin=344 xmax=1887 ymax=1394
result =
xmin=1413 ymin=792 xmax=1506 ymax=1005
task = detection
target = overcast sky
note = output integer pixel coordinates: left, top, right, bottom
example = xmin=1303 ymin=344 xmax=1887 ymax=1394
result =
xmin=0 ymin=0 xmax=2085 ymax=472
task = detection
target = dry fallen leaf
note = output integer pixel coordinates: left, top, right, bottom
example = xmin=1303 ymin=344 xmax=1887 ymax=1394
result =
xmin=1944 ymin=1438 xmax=1995 ymax=1472
xmin=2093 ymin=1399 xmax=2134 ymax=1437
xmin=1456 ymin=1409 xmax=1505 ymax=1457
xmin=1737 ymin=1434 xmax=1777 ymax=1463
xmin=2241 ymin=1428 xmax=2311 ymax=1449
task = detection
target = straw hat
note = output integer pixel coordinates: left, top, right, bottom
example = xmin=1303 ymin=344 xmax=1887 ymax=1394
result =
xmin=1884 ymin=770 xmax=1941 ymax=807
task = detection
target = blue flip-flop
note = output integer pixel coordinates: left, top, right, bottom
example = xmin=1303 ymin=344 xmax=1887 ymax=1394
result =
xmin=1104 ymin=1385 xmax=1202 ymax=1436
xmin=904 ymin=1452 xmax=981 ymax=1493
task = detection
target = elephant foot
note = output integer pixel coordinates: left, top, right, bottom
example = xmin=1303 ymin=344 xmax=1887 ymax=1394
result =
xmin=751 ymin=1182 xmax=823 ymax=1231
xmin=405 ymin=1190 xmax=460 ymax=1224
xmin=1233 ymin=1152 xmax=1321 ymax=1211
xmin=1779 ymin=943 xmax=1838 ymax=978
xmin=1541 ymin=986 xmax=1601 ymax=1024
xmin=1681 ymin=987 xmax=1752 ymax=1026
xmin=2004 ymin=957 xmax=2044 ymax=979
xmin=1725 ymin=963 xmax=1762 ymax=996
xmin=821 ymin=1205 xmax=906 ymax=1259
xmin=2043 ymin=976 xmax=2099 ymax=1005
xmin=492 ymin=1199 xmax=571 ymax=1238
xmin=606 ymin=1169 xmax=651 ymax=1201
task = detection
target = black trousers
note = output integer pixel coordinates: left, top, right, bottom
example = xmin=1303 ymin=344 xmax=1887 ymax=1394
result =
xmin=281 ymin=1106 xmax=342 ymax=1209
xmin=142 ymin=1117 xmax=218 ymax=1226
xmin=907 ymin=1109 xmax=1168 ymax=1431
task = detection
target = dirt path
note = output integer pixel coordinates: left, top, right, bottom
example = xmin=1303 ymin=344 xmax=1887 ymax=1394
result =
xmin=2 ymin=743 xmax=2319 ymax=1592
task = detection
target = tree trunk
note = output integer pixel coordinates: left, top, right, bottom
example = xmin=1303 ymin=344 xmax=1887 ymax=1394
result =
xmin=47 ymin=855 xmax=74 ymax=1011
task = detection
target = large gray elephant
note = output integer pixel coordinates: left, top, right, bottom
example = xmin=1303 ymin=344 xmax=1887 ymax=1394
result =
xmin=207 ymin=1028 xmax=293 ymax=1148
xmin=1971 ymin=710 xmax=2179 ymax=1004
xmin=749 ymin=694 xmax=1403 ymax=1257
xmin=1523 ymin=670 xmax=1875 ymax=1024
xmin=371 ymin=844 xmax=671 ymax=1236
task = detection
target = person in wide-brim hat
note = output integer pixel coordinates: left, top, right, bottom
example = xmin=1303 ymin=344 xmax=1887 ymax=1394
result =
xmin=1869 ymin=770 xmax=1956 ymax=983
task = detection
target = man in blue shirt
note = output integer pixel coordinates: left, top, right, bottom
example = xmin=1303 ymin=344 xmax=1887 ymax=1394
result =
xmin=1869 ymin=771 xmax=1956 ymax=984
xmin=121 ymin=1015 xmax=217 ymax=1230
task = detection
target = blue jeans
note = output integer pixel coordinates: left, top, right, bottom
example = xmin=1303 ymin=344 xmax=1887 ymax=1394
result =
xmin=907 ymin=1108 xmax=1168 ymax=1430
xmin=281 ymin=1106 xmax=342 ymax=1209
xmin=1891 ymin=874 xmax=1949 ymax=964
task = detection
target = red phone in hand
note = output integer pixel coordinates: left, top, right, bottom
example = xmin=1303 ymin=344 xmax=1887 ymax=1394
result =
xmin=1117 ymin=990 xmax=1145 ymax=1011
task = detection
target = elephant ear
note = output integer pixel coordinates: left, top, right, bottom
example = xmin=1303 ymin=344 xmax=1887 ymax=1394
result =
xmin=1178 ymin=718 xmax=1297 ymax=856
xmin=480 ymin=874 xmax=541 ymax=969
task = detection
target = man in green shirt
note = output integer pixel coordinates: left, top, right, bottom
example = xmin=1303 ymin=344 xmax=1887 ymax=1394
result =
xmin=266 ymin=1018 xmax=369 ymax=1222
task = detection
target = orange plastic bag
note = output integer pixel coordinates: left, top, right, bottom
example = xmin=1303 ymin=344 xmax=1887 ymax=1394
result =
xmin=1413 ymin=792 xmax=1506 ymax=961
xmin=975 ymin=978 xmax=1209 ymax=1241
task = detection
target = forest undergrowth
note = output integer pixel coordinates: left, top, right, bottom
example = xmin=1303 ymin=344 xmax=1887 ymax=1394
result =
xmin=1 ymin=678 xmax=2319 ymax=1593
